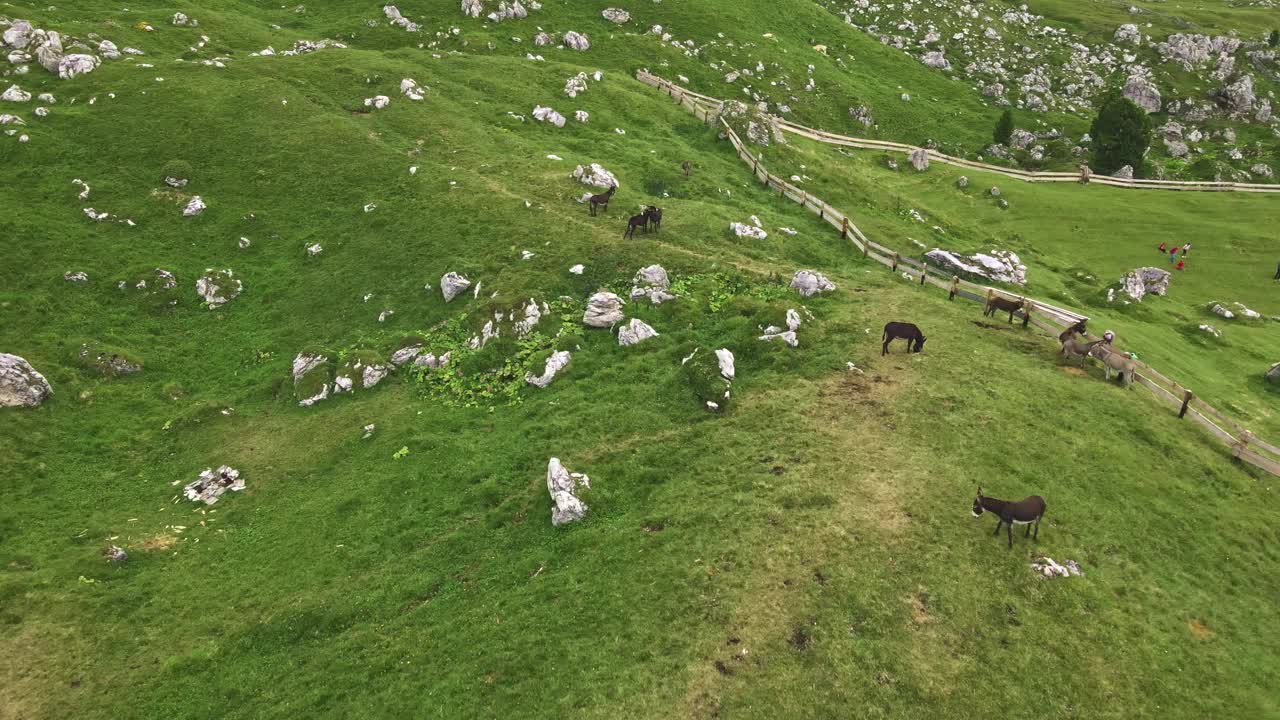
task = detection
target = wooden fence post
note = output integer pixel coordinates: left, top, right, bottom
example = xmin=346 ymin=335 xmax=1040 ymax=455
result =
xmin=892 ymin=253 xmax=899 ymax=272
xmin=862 ymin=241 xmax=868 ymax=258
xmin=1179 ymin=389 xmax=1194 ymax=419
xmin=1021 ymin=298 xmax=1031 ymax=328
xmin=841 ymin=217 xmax=849 ymax=240
xmin=920 ymin=267 xmax=927 ymax=286
xmin=949 ymin=276 xmax=960 ymax=300
xmin=801 ymin=190 xmax=807 ymax=207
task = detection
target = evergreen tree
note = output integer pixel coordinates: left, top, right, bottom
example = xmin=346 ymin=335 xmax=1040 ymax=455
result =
xmin=1089 ymin=91 xmax=1152 ymax=175
xmin=1269 ymin=29 xmax=1279 ymax=47
xmin=993 ymin=109 xmax=1014 ymax=146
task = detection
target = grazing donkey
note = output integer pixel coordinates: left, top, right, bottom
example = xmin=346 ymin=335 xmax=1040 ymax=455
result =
xmin=682 ymin=160 xmax=691 ymax=177
xmin=882 ymin=322 xmax=926 ymax=355
xmin=972 ymin=488 xmax=1046 ymax=549
xmin=645 ymin=205 xmax=663 ymax=233
xmin=624 ymin=212 xmax=649 ymax=239
xmin=1058 ymin=319 xmax=1087 ymax=344
xmin=1097 ymin=346 xmax=1138 ymax=386
xmin=984 ymin=295 xmax=1028 ymax=326
xmin=588 ymin=185 xmax=616 ymax=216
xmin=1061 ymin=336 xmax=1103 ymax=367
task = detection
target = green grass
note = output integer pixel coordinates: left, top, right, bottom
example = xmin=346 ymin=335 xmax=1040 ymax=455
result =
xmin=2 ymin=2 xmax=1279 ymax=719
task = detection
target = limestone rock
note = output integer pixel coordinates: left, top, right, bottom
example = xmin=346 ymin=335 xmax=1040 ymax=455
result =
xmin=617 ymin=318 xmax=658 ymax=346
xmin=759 ymin=329 xmax=798 ymax=347
xmin=1112 ymin=165 xmax=1134 ymax=179
xmin=183 ymin=196 xmax=206 ymax=216
xmin=2 ymin=84 xmax=31 ymax=102
xmin=401 ymin=78 xmax=426 ymax=100
xmin=1221 ymin=75 xmax=1255 ymax=116
xmin=57 ymin=54 xmax=98 ymax=80
xmin=1114 ymin=24 xmax=1140 ymax=44
xmin=383 ymin=5 xmax=419 ymax=32
xmin=602 ymin=8 xmax=630 ymax=24
xmin=527 ymin=350 xmax=571 ymax=388
xmin=1210 ymin=303 xmax=1235 ymax=319
xmin=461 ymin=0 xmax=484 ymax=17
xmin=909 ymin=148 xmax=929 ymax=171
xmin=731 ymin=218 xmax=767 ymax=239
xmin=172 ymin=12 xmax=198 ymax=27
xmin=78 ymin=344 xmax=142 ymax=376
xmin=547 ymin=457 xmax=589 ymax=526
xmin=364 ymin=95 xmax=390 ymax=109
xmin=2 ymin=21 xmax=34 ymax=49
xmin=0 ymin=353 xmax=52 ymax=407
xmin=441 ymin=272 xmax=471 ymax=302
xmin=790 ymin=270 xmax=835 ymax=297
xmin=1120 ymin=267 xmax=1170 ymax=301
xmin=293 ymin=353 xmax=331 ymax=406
xmin=572 ymin=163 xmax=618 ymax=189
xmin=583 ymin=291 xmax=624 ymax=327
xmin=98 ymin=40 xmax=120 ymax=60
xmin=926 ymin=249 xmax=1027 ymax=285
xmin=920 ymin=50 xmax=949 ymax=69
xmin=64 ymin=271 xmax=88 ymax=282
xmin=849 ymin=105 xmax=874 ymax=127
xmin=532 ymin=105 xmax=565 ymax=127
xmin=1122 ymin=71 xmax=1161 ymax=113
xmin=390 ymin=344 xmax=423 ymax=366
xmin=104 ymin=545 xmax=128 ymax=563
xmin=957 ymin=176 xmax=969 ymax=188
xmin=630 ymin=264 xmax=677 ymax=304
xmin=563 ymin=31 xmax=589 ymax=51
xmin=715 ymin=348 xmax=735 ymax=380
xmin=195 ymin=268 xmax=241 ymax=309
xmin=183 ymin=466 xmax=244 ymax=506
xmin=1251 ymin=164 xmax=1273 ymax=178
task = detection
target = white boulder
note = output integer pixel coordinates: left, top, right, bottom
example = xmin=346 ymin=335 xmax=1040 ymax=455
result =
xmin=527 ymin=351 xmax=571 ymax=388
xmin=617 ymin=318 xmax=658 ymax=346
xmin=790 ymin=270 xmax=836 ymax=297
xmin=583 ymin=291 xmax=625 ymax=327
xmin=546 ymin=457 xmax=590 ymax=526
xmin=441 ymin=272 xmax=472 ymax=302
xmin=0 ymin=353 xmax=52 ymax=407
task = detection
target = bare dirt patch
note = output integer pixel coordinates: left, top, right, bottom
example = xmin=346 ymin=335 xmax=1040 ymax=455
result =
xmin=1188 ymin=619 xmax=1213 ymax=639
xmin=1061 ymin=366 xmax=1088 ymax=377
xmin=908 ymin=590 xmax=933 ymax=626
xmin=136 ymin=533 xmax=177 ymax=551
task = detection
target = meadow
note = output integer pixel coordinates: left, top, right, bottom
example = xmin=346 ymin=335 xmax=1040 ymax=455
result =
xmin=2 ymin=2 xmax=1278 ymax=718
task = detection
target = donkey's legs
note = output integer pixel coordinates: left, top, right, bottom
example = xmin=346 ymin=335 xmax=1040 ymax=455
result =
xmin=992 ymin=520 xmax=1002 ymax=536
xmin=1007 ymin=523 xmax=1014 ymax=549
xmin=1033 ymin=516 xmax=1041 ymax=540
xmin=1025 ymin=522 xmax=1031 ymax=537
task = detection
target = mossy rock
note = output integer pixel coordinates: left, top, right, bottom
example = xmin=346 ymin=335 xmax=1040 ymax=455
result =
xmin=294 ymin=353 xmax=334 ymax=405
xmin=682 ymin=347 xmax=732 ymax=411
xmin=115 ymin=267 xmax=180 ymax=310
xmin=75 ymin=343 xmax=143 ymax=377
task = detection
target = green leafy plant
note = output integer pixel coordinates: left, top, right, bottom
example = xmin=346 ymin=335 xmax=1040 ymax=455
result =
xmin=993 ymin=109 xmax=1014 ymax=146
xmin=1089 ymin=91 xmax=1153 ymax=175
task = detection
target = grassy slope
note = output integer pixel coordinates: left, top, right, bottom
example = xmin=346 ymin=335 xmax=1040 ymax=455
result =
xmin=760 ymin=133 xmax=1280 ymax=438
xmin=1 ymin=2 xmax=1278 ymax=719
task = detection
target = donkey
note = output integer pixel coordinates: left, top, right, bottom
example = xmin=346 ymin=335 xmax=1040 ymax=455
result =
xmin=645 ymin=206 xmax=663 ymax=233
xmin=882 ymin=322 xmax=926 ymax=355
xmin=682 ymin=160 xmax=691 ymax=177
xmin=624 ymin=212 xmax=649 ymax=239
xmin=1097 ymin=346 xmax=1138 ymax=386
xmin=1058 ymin=319 xmax=1087 ymax=344
xmin=984 ymin=295 xmax=1027 ymax=326
xmin=588 ymin=185 xmax=616 ymax=216
xmin=972 ymin=488 xmax=1046 ymax=549
xmin=1061 ymin=336 xmax=1103 ymax=367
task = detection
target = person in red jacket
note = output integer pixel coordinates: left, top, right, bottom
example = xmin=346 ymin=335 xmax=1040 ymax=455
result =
xmin=1176 ymin=259 xmax=1185 ymax=271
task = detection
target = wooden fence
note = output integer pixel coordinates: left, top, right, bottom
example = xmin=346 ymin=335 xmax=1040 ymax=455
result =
xmin=635 ymin=70 xmax=1280 ymax=194
xmin=636 ymin=70 xmax=1280 ymax=477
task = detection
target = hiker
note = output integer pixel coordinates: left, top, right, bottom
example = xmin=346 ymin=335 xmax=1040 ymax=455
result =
xmin=1181 ymin=242 xmax=1191 ymax=256
xmin=1158 ymin=242 xmax=1168 ymax=254
xmin=1176 ymin=258 xmax=1185 ymax=271
xmin=1169 ymin=248 xmax=1179 ymax=264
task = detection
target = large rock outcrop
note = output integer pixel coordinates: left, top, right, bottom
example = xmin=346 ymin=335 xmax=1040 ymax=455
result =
xmin=1122 ymin=70 xmax=1161 ymax=113
xmin=0 ymin=353 xmax=52 ymax=407
xmin=617 ymin=318 xmax=658 ymax=346
xmin=440 ymin=272 xmax=471 ymax=302
xmin=790 ymin=270 xmax=836 ymax=297
xmin=583 ymin=291 xmax=624 ymax=327
xmin=925 ymin=249 xmax=1027 ymax=286
xmin=1119 ymin=267 xmax=1170 ymax=301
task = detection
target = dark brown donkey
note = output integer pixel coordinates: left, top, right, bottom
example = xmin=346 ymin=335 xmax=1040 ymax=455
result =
xmin=645 ymin=206 xmax=662 ymax=233
xmin=881 ymin=322 xmax=926 ymax=355
xmin=588 ymin=185 xmax=616 ymax=216
xmin=984 ymin=295 xmax=1028 ymax=327
xmin=1058 ymin=319 xmax=1087 ymax=343
xmin=682 ymin=160 xmax=691 ymax=177
xmin=971 ymin=488 xmax=1046 ymax=549
xmin=624 ymin=212 xmax=649 ymax=239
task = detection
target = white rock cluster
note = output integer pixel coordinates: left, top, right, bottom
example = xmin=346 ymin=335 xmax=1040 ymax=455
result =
xmin=790 ymin=270 xmax=835 ymax=297
xmin=547 ymin=457 xmax=589 ymax=526
xmin=183 ymin=466 xmax=245 ymax=506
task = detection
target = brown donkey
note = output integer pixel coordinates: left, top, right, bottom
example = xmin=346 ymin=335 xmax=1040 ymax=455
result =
xmin=984 ymin=295 xmax=1028 ymax=327
xmin=972 ymin=488 xmax=1046 ymax=549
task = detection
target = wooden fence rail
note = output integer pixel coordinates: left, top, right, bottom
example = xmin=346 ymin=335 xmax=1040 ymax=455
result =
xmin=636 ymin=71 xmax=1280 ymax=195
xmin=636 ymin=70 xmax=1280 ymax=477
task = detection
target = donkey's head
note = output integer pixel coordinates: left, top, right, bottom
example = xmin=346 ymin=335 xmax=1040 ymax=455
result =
xmin=971 ymin=488 xmax=985 ymax=517
xmin=912 ymin=335 xmax=927 ymax=353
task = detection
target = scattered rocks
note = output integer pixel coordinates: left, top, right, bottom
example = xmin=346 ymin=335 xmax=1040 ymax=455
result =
xmin=486 ymin=0 xmax=528 ymax=22
xmin=0 ymin=353 xmax=52 ymax=407
xmin=920 ymin=50 xmax=949 ymax=69
xmin=1250 ymin=163 xmax=1273 ymax=178
xmin=546 ymin=457 xmax=590 ymax=526
xmin=601 ymin=8 xmax=630 ymax=24
xmin=441 ymin=272 xmax=472 ymax=302
xmin=183 ymin=196 xmax=206 ymax=217
xmin=1199 ymin=324 xmax=1222 ymax=338
xmin=461 ymin=0 xmax=484 ymax=17
xmin=790 ymin=270 xmax=836 ymax=297
xmin=527 ymin=350 xmax=571 ymax=388
xmin=401 ymin=78 xmax=426 ymax=100
xmin=572 ymin=163 xmax=618 ymax=189
xmin=413 ymin=351 xmax=451 ymax=369
xmin=364 ymin=95 xmax=390 ymax=109
xmin=1220 ymin=74 xmax=1255 ymax=116
xmin=195 ymin=268 xmax=242 ymax=309
xmin=183 ymin=466 xmax=245 ymax=506
xmin=78 ymin=344 xmax=142 ymax=376
xmin=583 ymin=291 xmax=625 ymax=328
xmin=721 ymin=100 xmax=785 ymax=147
xmin=562 ymin=31 xmax=590 ymax=51
xmin=617 ymin=318 xmax=659 ymax=346
xmin=926 ymin=249 xmax=1027 ymax=285
xmin=1120 ymin=267 xmax=1170 ymax=301
xmin=383 ymin=5 xmax=419 ymax=32
xmin=849 ymin=105 xmax=874 ymax=127
xmin=172 ymin=12 xmax=199 ymax=27
xmin=731 ymin=216 xmax=768 ymax=239
xmin=1231 ymin=302 xmax=1261 ymax=319
xmin=630 ymin=264 xmax=677 ymax=304
xmin=759 ymin=327 xmax=798 ymax=347
xmin=1113 ymin=24 xmax=1140 ymax=45
xmin=390 ymin=344 xmax=423 ymax=366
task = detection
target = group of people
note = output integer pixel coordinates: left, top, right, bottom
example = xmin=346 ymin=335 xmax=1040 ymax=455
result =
xmin=1157 ymin=242 xmax=1191 ymax=271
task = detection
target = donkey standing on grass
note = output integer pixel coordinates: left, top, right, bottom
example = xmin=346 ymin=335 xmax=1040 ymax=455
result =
xmin=1061 ymin=336 xmax=1103 ymax=367
xmin=645 ymin=206 xmax=663 ymax=233
xmin=1058 ymin=319 xmax=1087 ymax=344
xmin=985 ymin=295 xmax=1028 ymax=326
xmin=682 ymin=160 xmax=692 ymax=177
xmin=624 ymin=211 xmax=649 ymax=239
xmin=588 ymin=185 xmax=616 ymax=216
xmin=972 ymin=488 xmax=1046 ymax=549
xmin=882 ymin=322 xmax=926 ymax=355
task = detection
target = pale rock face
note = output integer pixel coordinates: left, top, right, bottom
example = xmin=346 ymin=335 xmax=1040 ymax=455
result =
xmin=183 ymin=466 xmax=244 ymax=505
xmin=617 ymin=318 xmax=659 ymax=346
xmin=390 ymin=345 xmax=423 ymax=366
xmin=572 ymin=163 xmax=617 ymax=189
xmin=183 ymin=196 xmax=206 ymax=216
xmin=1112 ymin=165 xmax=1134 ymax=179
xmin=364 ymin=95 xmax=390 ymax=109
xmin=532 ymin=105 xmax=565 ymax=127
xmin=1222 ymin=75 xmax=1255 ymax=116
xmin=2 ymin=84 xmax=31 ymax=102
xmin=401 ymin=78 xmax=426 ymax=100
xmin=583 ymin=291 xmax=625 ymax=327
xmin=546 ymin=457 xmax=589 ymax=526
xmin=790 ymin=270 xmax=836 ymax=297
xmin=1122 ymin=71 xmax=1161 ymax=113
xmin=715 ymin=348 xmax=735 ymax=379
xmin=461 ymin=0 xmax=484 ymax=18
xmin=926 ymin=249 xmax=1027 ymax=285
xmin=527 ymin=350 xmax=571 ymax=388
xmin=57 ymin=54 xmax=99 ymax=79
xmin=0 ymin=353 xmax=53 ymax=407
xmin=361 ymin=363 xmax=390 ymax=388
xmin=563 ymin=31 xmax=590 ymax=51
xmin=629 ymin=264 xmax=676 ymax=304
xmin=1120 ymin=267 xmax=1170 ymax=301
xmin=440 ymin=272 xmax=471 ymax=302
xmin=1113 ymin=24 xmax=1140 ymax=44
xmin=98 ymin=40 xmax=120 ymax=60
xmin=2 ymin=21 xmax=34 ymax=50
xmin=731 ymin=221 xmax=767 ymax=239
xmin=383 ymin=5 xmax=419 ymax=32
xmin=195 ymin=268 xmax=242 ymax=308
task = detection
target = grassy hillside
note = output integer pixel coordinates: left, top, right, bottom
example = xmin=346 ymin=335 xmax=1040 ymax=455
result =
xmin=2 ymin=2 xmax=1279 ymax=719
